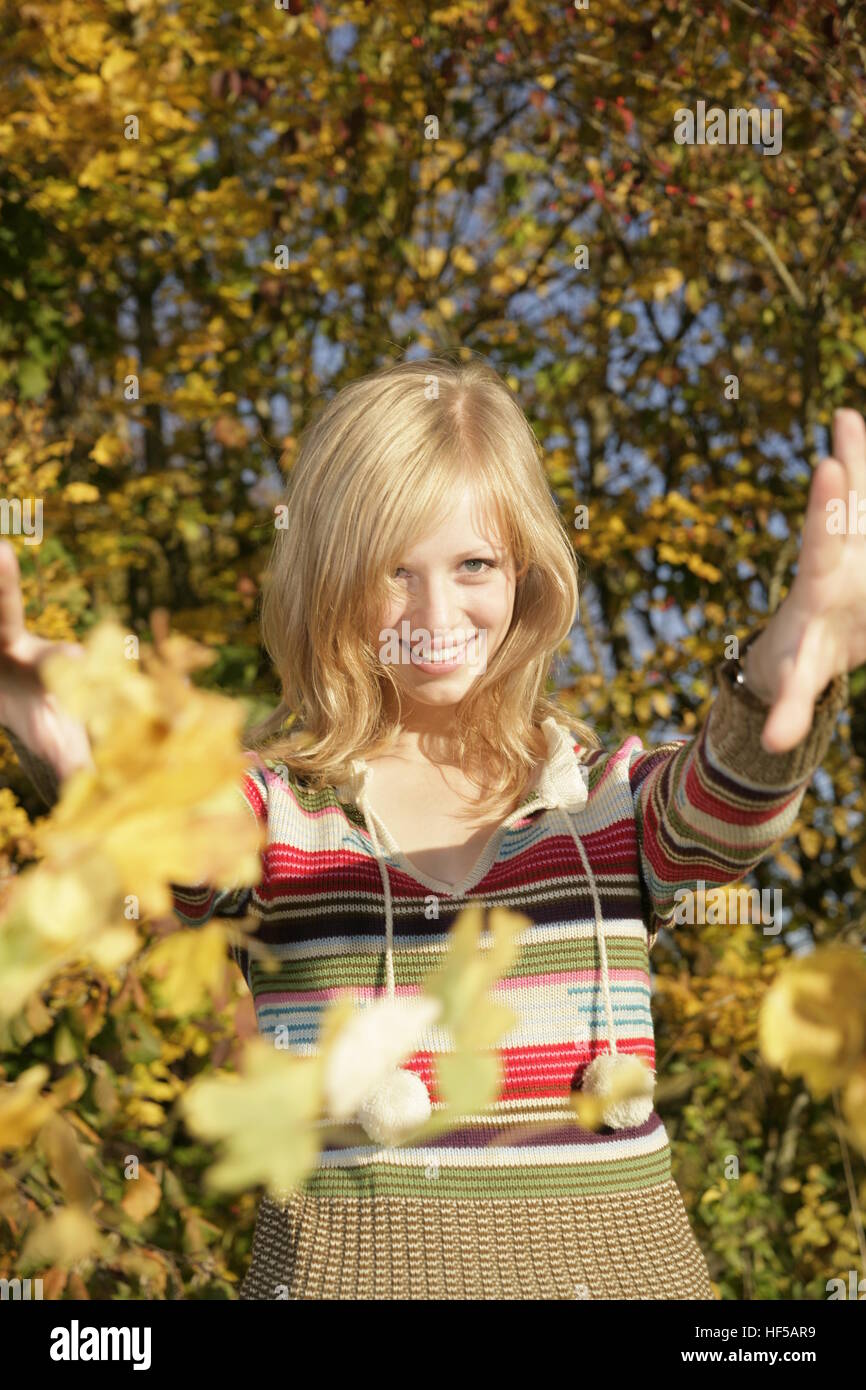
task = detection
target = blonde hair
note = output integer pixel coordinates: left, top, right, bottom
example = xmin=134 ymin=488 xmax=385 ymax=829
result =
xmin=246 ymin=351 xmax=600 ymax=818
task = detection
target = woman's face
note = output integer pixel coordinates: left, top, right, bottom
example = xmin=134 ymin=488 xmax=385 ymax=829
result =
xmin=374 ymin=484 xmax=516 ymax=712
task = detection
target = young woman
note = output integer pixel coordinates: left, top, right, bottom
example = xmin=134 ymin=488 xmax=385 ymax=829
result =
xmin=1 ymin=355 xmax=863 ymax=1300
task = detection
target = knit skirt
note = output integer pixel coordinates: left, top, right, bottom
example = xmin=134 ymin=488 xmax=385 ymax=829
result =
xmin=238 ymin=1177 xmax=715 ymax=1300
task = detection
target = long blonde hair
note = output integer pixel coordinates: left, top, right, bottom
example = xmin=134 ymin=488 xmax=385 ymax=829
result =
xmin=246 ymin=351 xmax=600 ymax=818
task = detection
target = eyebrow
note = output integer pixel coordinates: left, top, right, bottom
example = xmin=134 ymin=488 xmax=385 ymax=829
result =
xmin=395 ymin=545 xmax=506 ymax=565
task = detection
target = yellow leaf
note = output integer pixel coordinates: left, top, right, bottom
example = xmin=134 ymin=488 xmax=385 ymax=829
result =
xmin=798 ymin=828 xmax=822 ymax=859
xmin=841 ymin=1063 xmax=866 ymax=1155
xmin=758 ymin=946 xmax=866 ymax=1099
xmin=78 ymin=151 xmax=117 ymax=189
xmin=62 ymin=482 xmax=100 ymax=504
xmin=21 ymin=1206 xmax=106 ymax=1269
xmin=181 ymin=1038 xmax=322 ymax=1197
xmin=775 ymin=850 xmax=802 ymax=883
xmin=510 ymin=0 xmax=539 ymax=33
xmin=652 ymin=266 xmax=684 ymax=301
xmin=37 ymin=620 xmax=264 ymax=917
xmin=100 ymin=49 xmax=138 ymax=83
xmin=39 ymin=1114 xmax=97 ymax=1207
xmin=831 ymin=807 xmax=849 ymax=837
xmin=707 ymin=222 xmax=726 ymax=255
xmin=89 ymin=434 xmax=126 ymax=466
xmin=68 ymin=24 xmax=111 ymax=64
xmin=685 ymin=279 xmax=703 ymax=313
xmin=0 ymin=861 xmax=128 ymax=1020
xmin=120 ymin=1166 xmax=162 ymax=1221
xmin=424 ymin=904 xmax=524 ymax=1046
xmin=451 ymin=247 xmax=477 ymax=275
xmin=417 ymin=246 xmax=446 ymax=280
xmin=144 ymin=923 xmax=229 ymax=1015
xmin=436 ymin=1051 xmax=502 ymax=1115
xmin=0 ymin=1065 xmax=54 ymax=1147
xmin=321 ymin=994 xmax=441 ymax=1121
xmin=651 ymin=690 xmax=672 ymax=719
xmin=423 ymin=905 xmax=524 ymax=1117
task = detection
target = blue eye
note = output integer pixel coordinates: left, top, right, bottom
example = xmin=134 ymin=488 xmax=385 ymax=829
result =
xmin=392 ymin=559 xmax=497 ymax=578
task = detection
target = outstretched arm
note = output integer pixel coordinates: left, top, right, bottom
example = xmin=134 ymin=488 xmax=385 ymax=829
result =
xmin=736 ymin=408 xmax=866 ymax=753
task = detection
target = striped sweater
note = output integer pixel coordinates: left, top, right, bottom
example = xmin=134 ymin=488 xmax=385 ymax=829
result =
xmin=3 ymin=651 xmax=849 ymax=1299
xmin=168 ymin=652 xmax=848 ymax=1300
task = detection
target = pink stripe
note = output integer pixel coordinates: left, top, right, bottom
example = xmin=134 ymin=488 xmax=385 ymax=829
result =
xmin=254 ymin=968 xmax=649 ymax=1007
xmin=499 ymin=967 xmax=649 ymax=989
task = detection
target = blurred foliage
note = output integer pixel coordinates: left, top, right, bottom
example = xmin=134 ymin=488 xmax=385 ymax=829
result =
xmin=1 ymin=0 xmax=866 ymax=1298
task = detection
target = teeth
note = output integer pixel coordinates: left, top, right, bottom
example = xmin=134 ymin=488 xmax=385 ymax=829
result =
xmin=403 ymin=634 xmax=474 ymax=663
xmin=424 ymin=640 xmax=469 ymax=661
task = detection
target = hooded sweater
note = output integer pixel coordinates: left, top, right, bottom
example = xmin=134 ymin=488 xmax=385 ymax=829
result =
xmin=3 ymin=651 xmax=849 ymax=1300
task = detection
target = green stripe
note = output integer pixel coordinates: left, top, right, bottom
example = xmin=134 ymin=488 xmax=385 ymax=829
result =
xmin=248 ymin=936 xmax=649 ymax=993
xmin=301 ymin=1145 xmax=672 ymax=1200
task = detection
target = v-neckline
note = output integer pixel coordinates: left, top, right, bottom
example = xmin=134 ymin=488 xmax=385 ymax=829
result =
xmin=361 ymin=774 xmax=545 ymax=899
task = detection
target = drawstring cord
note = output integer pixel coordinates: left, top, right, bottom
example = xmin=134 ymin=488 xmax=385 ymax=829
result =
xmin=555 ymin=805 xmax=619 ymax=1060
xmin=339 ymin=722 xmax=655 ymax=1143
xmin=356 ymin=776 xmax=397 ymax=1001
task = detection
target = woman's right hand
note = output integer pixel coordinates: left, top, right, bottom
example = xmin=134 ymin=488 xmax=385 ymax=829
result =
xmin=0 ymin=540 xmax=93 ymax=782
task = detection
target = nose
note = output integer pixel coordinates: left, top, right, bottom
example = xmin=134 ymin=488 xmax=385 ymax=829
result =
xmin=404 ymin=573 xmax=466 ymax=637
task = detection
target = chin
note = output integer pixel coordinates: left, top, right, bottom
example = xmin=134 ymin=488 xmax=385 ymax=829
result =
xmin=399 ymin=672 xmax=479 ymax=703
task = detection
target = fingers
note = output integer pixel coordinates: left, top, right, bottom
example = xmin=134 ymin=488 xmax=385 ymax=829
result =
xmin=832 ymin=407 xmax=866 ymax=501
xmin=758 ymin=622 xmax=829 ymax=753
xmin=0 ymin=540 xmax=27 ymax=652
xmin=757 ymin=653 xmax=803 ymax=753
xmin=796 ymin=454 xmax=847 ymax=583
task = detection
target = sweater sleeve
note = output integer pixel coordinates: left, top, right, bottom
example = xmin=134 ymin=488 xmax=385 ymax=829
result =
xmin=1 ymin=724 xmax=62 ymax=811
xmin=2 ymin=723 xmax=268 ymax=982
xmin=627 ymin=655 xmax=849 ymax=947
xmin=168 ymin=759 xmax=268 ymax=934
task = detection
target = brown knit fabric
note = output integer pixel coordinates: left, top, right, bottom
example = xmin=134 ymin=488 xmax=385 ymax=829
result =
xmin=239 ymin=1178 xmax=715 ymax=1300
xmin=2 ymin=724 xmax=60 ymax=809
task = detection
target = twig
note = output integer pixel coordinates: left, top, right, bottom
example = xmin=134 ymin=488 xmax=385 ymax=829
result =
xmin=832 ymin=1091 xmax=866 ymax=1278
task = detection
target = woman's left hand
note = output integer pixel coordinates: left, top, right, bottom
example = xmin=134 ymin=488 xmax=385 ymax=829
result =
xmin=743 ymin=408 xmax=866 ymax=754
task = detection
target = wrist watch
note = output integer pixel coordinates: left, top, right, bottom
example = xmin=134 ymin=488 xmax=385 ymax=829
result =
xmin=719 ymin=629 xmax=772 ymax=704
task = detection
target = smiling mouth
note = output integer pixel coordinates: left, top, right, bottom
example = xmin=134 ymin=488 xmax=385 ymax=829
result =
xmin=402 ymin=635 xmax=474 ymax=665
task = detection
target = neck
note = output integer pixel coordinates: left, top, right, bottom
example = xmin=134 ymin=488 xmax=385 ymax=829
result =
xmin=381 ymin=691 xmax=464 ymax=761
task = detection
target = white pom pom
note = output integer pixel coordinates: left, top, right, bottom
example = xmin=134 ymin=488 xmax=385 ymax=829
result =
xmin=323 ymin=994 xmax=441 ymax=1121
xmin=357 ymin=1067 xmax=432 ymax=1146
xmin=580 ymin=1052 xmax=655 ymax=1129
